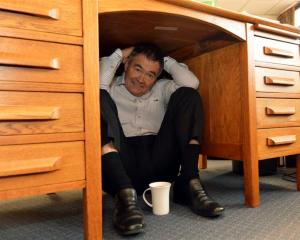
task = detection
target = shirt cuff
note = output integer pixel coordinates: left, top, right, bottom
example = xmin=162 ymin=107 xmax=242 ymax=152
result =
xmin=163 ymin=56 xmax=177 ymax=73
xmin=114 ymin=48 xmax=123 ymax=60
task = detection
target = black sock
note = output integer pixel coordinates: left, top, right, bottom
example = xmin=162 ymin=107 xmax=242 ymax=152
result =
xmin=102 ymin=152 xmax=133 ymax=196
xmin=180 ymin=144 xmax=201 ymax=182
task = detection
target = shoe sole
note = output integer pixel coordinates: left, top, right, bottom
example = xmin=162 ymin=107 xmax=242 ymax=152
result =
xmin=191 ymin=208 xmax=224 ymax=218
xmin=174 ymin=197 xmax=224 ymax=218
xmin=115 ymin=224 xmax=145 ymax=236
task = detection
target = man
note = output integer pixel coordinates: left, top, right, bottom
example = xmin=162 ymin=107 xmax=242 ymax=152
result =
xmin=100 ymin=43 xmax=224 ymax=235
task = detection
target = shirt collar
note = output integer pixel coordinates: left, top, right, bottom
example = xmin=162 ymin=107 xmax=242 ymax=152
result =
xmin=116 ymin=74 xmax=125 ymax=86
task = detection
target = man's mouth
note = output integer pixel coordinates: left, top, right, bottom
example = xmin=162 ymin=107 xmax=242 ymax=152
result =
xmin=132 ymin=81 xmax=144 ymax=89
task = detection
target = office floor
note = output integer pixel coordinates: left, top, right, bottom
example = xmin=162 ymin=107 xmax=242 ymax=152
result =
xmin=0 ymin=160 xmax=299 ymax=240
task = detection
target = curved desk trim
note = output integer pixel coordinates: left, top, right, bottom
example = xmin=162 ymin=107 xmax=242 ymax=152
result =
xmin=99 ymin=0 xmax=246 ymax=41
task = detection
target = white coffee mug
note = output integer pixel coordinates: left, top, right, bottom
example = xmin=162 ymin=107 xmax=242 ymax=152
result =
xmin=142 ymin=181 xmax=171 ymax=215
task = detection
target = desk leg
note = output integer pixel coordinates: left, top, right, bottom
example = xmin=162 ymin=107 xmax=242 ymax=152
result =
xmin=82 ymin=0 xmax=102 ymax=238
xmin=83 ymin=186 xmax=102 ymax=240
xmin=198 ymin=154 xmax=207 ymax=169
xmin=297 ymin=155 xmax=300 ymax=191
xmin=243 ymin=157 xmax=260 ymax=207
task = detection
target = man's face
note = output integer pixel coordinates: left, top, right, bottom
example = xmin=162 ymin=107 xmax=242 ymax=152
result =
xmin=124 ymin=54 xmax=160 ymax=97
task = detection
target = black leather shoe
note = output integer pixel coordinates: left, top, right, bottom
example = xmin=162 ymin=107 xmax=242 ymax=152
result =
xmin=173 ymin=178 xmax=224 ymax=217
xmin=113 ymin=188 xmax=145 ymax=235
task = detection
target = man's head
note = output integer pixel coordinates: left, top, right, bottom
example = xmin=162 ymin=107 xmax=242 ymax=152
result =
xmin=124 ymin=43 xmax=164 ymax=97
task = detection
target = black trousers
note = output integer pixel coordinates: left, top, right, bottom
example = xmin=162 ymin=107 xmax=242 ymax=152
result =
xmin=100 ymin=87 xmax=204 ymax=195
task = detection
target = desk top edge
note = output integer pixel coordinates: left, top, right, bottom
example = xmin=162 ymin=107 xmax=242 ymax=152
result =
xmin=98 ymin=0 xmax=300 ymax=34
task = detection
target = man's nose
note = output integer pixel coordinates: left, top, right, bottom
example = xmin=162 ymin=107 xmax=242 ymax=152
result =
xmin=137 ymin=72 xmax=146 ymax=83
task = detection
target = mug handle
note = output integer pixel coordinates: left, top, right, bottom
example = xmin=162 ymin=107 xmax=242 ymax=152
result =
xmin=142 ymin=188 xmax=152 ymax=207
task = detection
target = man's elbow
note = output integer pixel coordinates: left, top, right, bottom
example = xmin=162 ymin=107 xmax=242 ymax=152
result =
xmin=189 ymin=78 xmax=199 ymax=89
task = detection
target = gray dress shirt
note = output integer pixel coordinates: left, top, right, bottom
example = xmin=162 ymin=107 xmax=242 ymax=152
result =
xmin=100 ymin=49 xmax=199 ymax=137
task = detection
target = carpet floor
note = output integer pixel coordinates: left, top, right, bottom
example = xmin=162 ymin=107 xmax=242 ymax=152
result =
xmin=0 ymin=160 xmax=299 ymax=240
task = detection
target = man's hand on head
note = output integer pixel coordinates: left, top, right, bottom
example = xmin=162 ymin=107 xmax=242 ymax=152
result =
xmin=121 ymin=47 xmax=134 ymax=64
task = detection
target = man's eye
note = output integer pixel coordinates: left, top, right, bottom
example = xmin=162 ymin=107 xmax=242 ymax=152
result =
xmin=134 ymin=67 xmax=141 ymax=72
xmin=146 ymin=73 xmax=155 ymax=79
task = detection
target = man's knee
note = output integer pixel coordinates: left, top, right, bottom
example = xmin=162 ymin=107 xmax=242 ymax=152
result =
xmin=175 ymin=87 xmax=199 ymax=95
xmin=172 ymin=87 xmax=200 ymax=101
xmin=100 ymin=89 xmax=113 ymax=105
xmin=170 ymin=87 xmax=202 ymax=108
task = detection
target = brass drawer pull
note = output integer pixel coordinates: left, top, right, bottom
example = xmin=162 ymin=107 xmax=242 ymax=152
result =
xmin=0 ymin=105 xmax=60 ymax=120
xmin=263 ymin=47 xmax=294 ymax=58
xmin=267 ymin=135 xmax=296 ymax=146
xmin=0 ymin=53 xmax=60 ymax=69
xmin=0 ymin=3 xmax=59 ymax=20
xmin=265 ymin=106 xmax=296 ymax=115
xmin=0 ymin=157 xmax=62 ymax=177
xmin=264 ymin=76 xmax=295 ymax=86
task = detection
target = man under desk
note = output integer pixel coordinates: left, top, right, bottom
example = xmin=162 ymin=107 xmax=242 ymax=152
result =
xmin=99 ymin=42 xmax=224 ymax=235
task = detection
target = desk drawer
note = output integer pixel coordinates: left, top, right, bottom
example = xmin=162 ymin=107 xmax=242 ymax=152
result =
xmin=0 ymin=141 xmax=85 ymax=191
xmin=0 ymin=0 xmax=82 ymax=36
xmin=257 ymin=98 xmax=300 ymax=128
xmin=0 ymin=91 xmax=83 ymax=135
xmin=257 ymin=127 xmax=300 ymax=159
xmin=255 ymin=67 xmax=300 ymax=93
xmin=0 ymin=37 xmax=83 ymax=84
xmin=254 ymin=36 xmax=300 ymax=66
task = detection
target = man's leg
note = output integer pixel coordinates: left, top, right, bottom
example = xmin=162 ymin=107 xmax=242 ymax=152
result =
xmin=100 ymin=90 xmax=144 ymax=235
xmin=100 ymin=90 xmax=132 ymax=195
xmin=151 ymin=87 xmax=203 ymax=181
xmin=152 ymin=87 xmax=224 ymax=217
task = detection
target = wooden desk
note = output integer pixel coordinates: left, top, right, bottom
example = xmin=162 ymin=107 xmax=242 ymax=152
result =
xmin=99 ymin=0 xmax=300 ymax=209
xmin=0 ymin=0 xmax=300 ymax=239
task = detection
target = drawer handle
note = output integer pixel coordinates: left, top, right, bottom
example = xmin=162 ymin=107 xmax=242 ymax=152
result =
xmin=0 ymin=53 xmax=60 ymax=69
xmin=263 ymin=47 xmax=294 ymax=58
xmin=0 ymin=157 xmax=62 ymax=177
xmin=264 ymin=76 xmax=295 ymax=86
xmin=265 ymin=106 xmax=296 ymax=115
xmin=267 ymin=135 xmax=296 ymax=146
xmin=0 ymin=105 xmax=60 ymax=120
xmin=0 ymin=3 xmax=59 ymax=20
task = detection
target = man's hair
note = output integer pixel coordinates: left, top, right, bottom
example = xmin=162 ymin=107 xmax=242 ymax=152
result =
xmin=128 ymin=43 xmax=164 ymax=76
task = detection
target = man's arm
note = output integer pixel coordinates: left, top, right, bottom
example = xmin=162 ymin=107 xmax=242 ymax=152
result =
xmin=99 ymin=47 xmax=133 ymax=90
xmin=160 ymin=56 xmax=200 ymax=104
xmin=164 ymin=56 xmax=199 ymax=89
xmin=99 ymin=49 xmax=122 ymax=90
